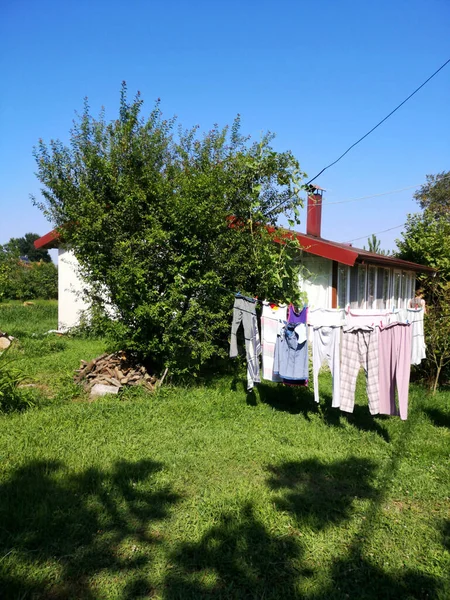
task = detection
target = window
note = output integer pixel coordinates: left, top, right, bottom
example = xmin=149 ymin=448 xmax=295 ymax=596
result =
xmin=337 ymin=264 xmax=415 ymax=310
xmin=367 ymin=266 xmax=376 ymax=309
xmin=376 ymin=267 xmax=389 ymax=309
xmin=337 ymin=265 xmax=349 ymax=308
xmin=357 ymin=265 xmax=367 ymax=308
xmin=392 ymin=271 xmax=401 ymax=309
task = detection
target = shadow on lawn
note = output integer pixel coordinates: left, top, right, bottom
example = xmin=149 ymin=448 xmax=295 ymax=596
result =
xmin=424 ymin=407 xmax=450 ymax=429
xmin=256 ymin=382 xmax=390 ymax=442
xmin=0 ymin=459 xmax=180 ymax=599
xmin=162 ymin=457 xmax=438 ymax=599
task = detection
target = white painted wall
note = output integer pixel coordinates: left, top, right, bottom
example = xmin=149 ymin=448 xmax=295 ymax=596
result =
xmin=299 ymin=255 xmax=333 ymax=309
xmin=58 ymin=248 xmax=90 ymax=331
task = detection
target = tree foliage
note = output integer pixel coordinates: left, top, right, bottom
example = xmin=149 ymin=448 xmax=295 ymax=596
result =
xmin=2 ymin=233 xmax=52 ymax=263
xmin=397 ymin=212 xmax=450 ymax=280
xmin=397 ymin=171 xmax=450 ymax=389
xmin=32 ymin=84 xmax=306 ymax=375
xmin=363 ymin=234 xmax=391 ymax=255
xmin=0 ymin=257 xmax=58 ymax=301
xmin=413 ymin=171 xmax=450 ymax=217
xmin=423 ymin=281 xmax=450 ymax=394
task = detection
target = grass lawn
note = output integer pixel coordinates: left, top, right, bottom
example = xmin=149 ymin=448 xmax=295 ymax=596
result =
xmin=0 ymin=301 xmax=449 ymax=599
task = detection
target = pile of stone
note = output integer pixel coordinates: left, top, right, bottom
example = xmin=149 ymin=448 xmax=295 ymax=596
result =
xmin=0 ymin=331 xmax=14 ymax=351
xmin=74 ymin=352 xmax=165 ymax=397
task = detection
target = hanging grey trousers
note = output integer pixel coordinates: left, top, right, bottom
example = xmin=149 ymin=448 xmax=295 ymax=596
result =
xmin=230 ymin=297 xmax=261 ymax=391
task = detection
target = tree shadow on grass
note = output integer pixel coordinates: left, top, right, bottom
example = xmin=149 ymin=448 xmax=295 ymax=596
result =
xmin=267 ymin=457 xmax=440 ymax=599
xmin=0 ymin=459 xmax=180 ymax=599
xmin=162 ymin=502 xmax=302 ymax=599
xmin=313 ymin=553 xmax=439 ymax=600
xmin=423 ymin=407 xmax=450 ymax=429
xmin=442 ymin=520 xmax=450 ymax=552
xmin=266 ymin=457 xmax=379 ymax=530
xmin=162 ymin=456 xmax=439 ymax=599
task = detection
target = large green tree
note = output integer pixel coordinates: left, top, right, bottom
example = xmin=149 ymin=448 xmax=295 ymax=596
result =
xmin=413 ymin=171 xmax=450 ymax=217
xmin=33 ymin=84 xmax=306 ymax=375
xmin=2 ymin=233 xmax=52 ymax=263
xmin=397 ymin=171 xmax=450 ymax=389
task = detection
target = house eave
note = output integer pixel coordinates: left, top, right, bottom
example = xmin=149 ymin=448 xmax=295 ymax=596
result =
xmin=34 ymin=229 xmax=62 ymax=250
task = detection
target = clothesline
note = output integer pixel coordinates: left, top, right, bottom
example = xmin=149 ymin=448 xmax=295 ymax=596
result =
xmin=229 ymin=296 xmax=426 ymax=422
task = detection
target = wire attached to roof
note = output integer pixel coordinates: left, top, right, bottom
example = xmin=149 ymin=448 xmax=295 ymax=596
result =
xmin=305 ymin=57 xmax=450 ymax=186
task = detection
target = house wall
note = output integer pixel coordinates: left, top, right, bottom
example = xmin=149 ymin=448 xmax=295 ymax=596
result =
xmin=58 ymin=248 xmax=90 ymax=331
xmin=298 ymin=255 xmax=333 ymax=309
xmin=298 ymin=253 xmax=418 ymax=311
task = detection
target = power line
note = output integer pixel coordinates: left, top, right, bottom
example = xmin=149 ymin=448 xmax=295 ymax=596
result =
xmin=305 ymin=57 xmax=450 ymax=186
xmin=345 ymin=224 xmax=404 ymax=244
xmin=315 ymin=173 xmax=450 ymax=208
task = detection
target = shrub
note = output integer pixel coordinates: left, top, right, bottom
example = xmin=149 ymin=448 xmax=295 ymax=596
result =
xmin=0 ymin=349 xmax=34 ymax=413
xmin=0 ymin=260 xmax=57 ymax=301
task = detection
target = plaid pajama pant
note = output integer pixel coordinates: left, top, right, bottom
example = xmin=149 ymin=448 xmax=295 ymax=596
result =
xmin=340 ymin=329 xmax=379 ymax=415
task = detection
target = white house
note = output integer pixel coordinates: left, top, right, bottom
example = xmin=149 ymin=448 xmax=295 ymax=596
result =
xmin=34 ymin=187 xmax=435 ymax=330
xmin=295 ymin=187 xmax=435 ymax=310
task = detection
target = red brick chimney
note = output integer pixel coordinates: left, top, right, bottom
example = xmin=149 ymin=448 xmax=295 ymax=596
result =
xmin=306 ymin=186 xmax=324 ymax=237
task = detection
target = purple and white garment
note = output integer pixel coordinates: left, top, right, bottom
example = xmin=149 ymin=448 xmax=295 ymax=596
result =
xmin=261 ymin=302 xmax=287 ymax=381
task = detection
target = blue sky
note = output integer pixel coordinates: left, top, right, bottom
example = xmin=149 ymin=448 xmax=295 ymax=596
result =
xmin=1 ymin=0 xmax=449 ymax=255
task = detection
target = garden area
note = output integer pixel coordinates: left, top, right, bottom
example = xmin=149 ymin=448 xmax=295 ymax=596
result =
xmin=0 ymin=301 xmax=448 ymax=599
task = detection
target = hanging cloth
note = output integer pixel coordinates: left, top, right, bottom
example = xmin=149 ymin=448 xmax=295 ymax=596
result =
xmin=340 ymin=328 xmax=379 ymax=416
xmin=229 ymin=296 xmax=261 ymax=391
xmin=274 ymin=323 xmax=308 ymax=382
xmin=308 ymin=308 xmax=346 ymax=407
xmin=261 ymin=301 xmax=287 ymax=381
xmin=378 ymin=322 xmax=411 ymax=420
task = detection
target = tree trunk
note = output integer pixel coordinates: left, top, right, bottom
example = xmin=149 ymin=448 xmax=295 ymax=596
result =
xmin=432 ymin=363 xmax=442 ymax=395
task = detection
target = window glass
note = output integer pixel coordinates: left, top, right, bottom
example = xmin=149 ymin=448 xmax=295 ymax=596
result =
xmin=376 ymin=267 xmax=389 ymax=309
xmin=349 ymin=266 xmax=359 ymax=308
xmin=400 ymin=272 xmax=406 ymax=308
xmin=393 ymin=271 xmax=401 ymax=308
xmin=337 ymin=265 xmax=348 ymax=308
xmin=367 ymin=266 xmax=376 ymax=309
xmin=404 ymin=273 xmax=413 ymax=307
xmin=357 ymin=265 xmax=367 ymax=308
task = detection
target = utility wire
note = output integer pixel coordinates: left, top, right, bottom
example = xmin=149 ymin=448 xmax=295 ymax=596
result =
xmin=313 ymin=173 xmax=450 ymax=208
xmin=305 ymin=57 xmax=450 ymax=186
xmin=345 ymin=224 xmax=404 ymax=244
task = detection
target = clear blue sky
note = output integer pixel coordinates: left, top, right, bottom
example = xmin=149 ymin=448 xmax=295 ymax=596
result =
xmin=1 ymin=0 xmax=449 ymax=254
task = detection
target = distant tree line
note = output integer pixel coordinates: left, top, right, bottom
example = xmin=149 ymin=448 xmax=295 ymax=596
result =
xmin=0 ymin=233 xmax=57 ymax=301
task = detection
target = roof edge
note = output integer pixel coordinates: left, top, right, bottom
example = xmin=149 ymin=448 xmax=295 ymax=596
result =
xmin=34 ymin=229 xmax=62 ymax=250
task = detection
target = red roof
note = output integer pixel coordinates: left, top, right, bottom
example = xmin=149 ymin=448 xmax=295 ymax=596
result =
xmin=34 ymin=229 xmax=61 ymax=250
xmin=294 ymin=232 xmax=435 ymax=273
xmin=34 ymin=226 xmax=435 ymax=274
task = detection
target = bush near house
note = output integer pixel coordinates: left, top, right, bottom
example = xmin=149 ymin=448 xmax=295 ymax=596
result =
xmin=0 ymin=258 xmax=57 ymax=301
xmin=33 ymin=83 xmax=306 ymax=376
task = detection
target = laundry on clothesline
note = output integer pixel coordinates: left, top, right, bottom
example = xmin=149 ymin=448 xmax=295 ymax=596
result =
xmin=228 ymin=289 xmax=426 ymax=420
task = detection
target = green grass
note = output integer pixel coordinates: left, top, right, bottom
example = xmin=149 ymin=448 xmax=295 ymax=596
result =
xmin=0 ymin=302 xmax=449 ymax=599
xmin=0 ymin=300 xmax=106 ymax=401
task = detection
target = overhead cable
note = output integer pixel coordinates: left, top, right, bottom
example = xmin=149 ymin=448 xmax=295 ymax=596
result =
xmin=318 ymin=173 xmax=450 ymax=207
xmin=305 ymin=57 xmax=450 ymax=186
xmin=345 ymin=224 xmax=405 ymax=244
